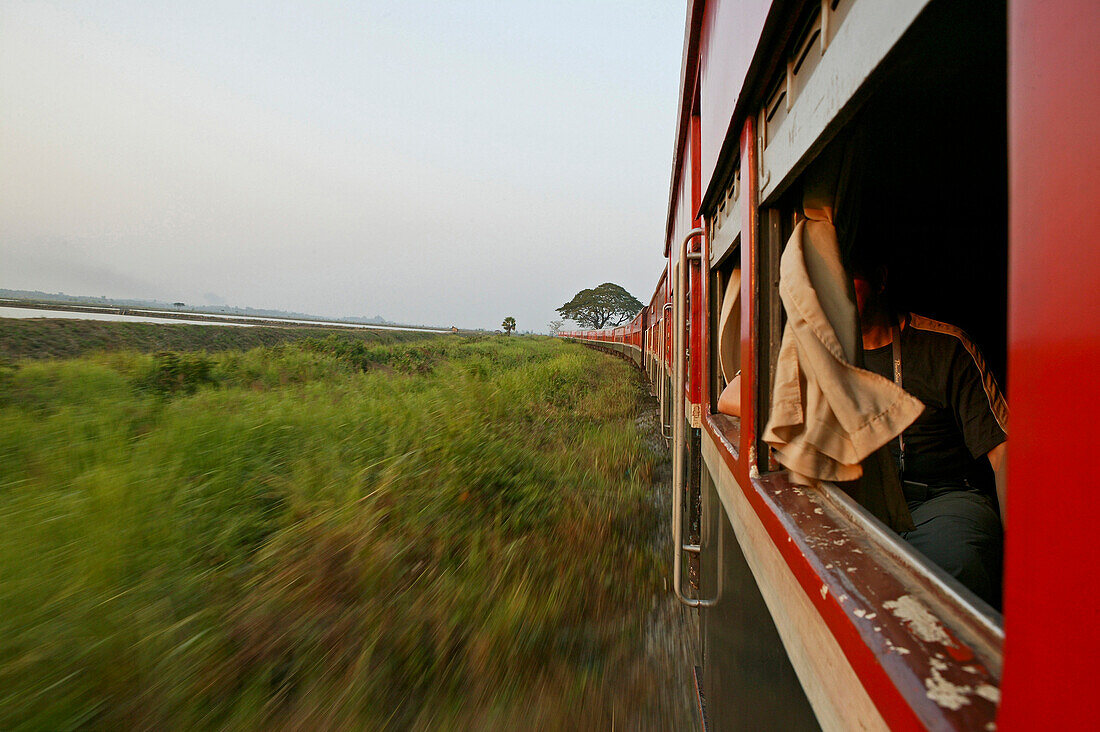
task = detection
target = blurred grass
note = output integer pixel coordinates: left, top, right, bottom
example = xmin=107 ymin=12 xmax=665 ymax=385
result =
xmin=0 ymin=317 xmax=434 ymax=361
xmin=0 ymin=335 xmax=664 ymax=729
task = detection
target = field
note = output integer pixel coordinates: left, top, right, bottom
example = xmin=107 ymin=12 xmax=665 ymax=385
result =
xmin=0 ymin=317 xmax=435 ymax=361
xmin=0 ymin=333 xmax=692 ymax=728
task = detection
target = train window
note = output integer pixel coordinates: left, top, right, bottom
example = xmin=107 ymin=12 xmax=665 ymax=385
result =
xmin=759 ymin=0 xmax=1007 ymax=611
xmin=708 ymin=166 xmax=742 ymax=435
xmin=711 ymin=260 xmax=741 ymax=419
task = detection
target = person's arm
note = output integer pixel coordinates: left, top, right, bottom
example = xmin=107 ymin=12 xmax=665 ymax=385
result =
xmin=717 ymin=374 xmax=741 ymax=417
xmin=988 ymin=441 xmax=1007 ymax=525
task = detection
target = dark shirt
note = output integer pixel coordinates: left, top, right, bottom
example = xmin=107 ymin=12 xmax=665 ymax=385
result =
xmin=863 ymin=313 xmax=1007 ymax=485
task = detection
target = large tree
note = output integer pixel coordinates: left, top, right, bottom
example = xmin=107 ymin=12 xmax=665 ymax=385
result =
xmin=501 ymin=316 xmax=516 ymax=334
xmin=556 ymin=283 xmax=643 ymax=329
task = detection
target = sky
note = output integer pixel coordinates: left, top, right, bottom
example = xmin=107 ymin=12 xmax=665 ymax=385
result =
xmin=0 ymin=1 xmax=684 ymax=331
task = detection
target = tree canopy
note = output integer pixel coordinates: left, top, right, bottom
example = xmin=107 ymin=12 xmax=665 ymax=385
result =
xmin=556 ymin=283 xmax=643 ymax=329
xmin=501 ymin=316 xmax=516 ymax=334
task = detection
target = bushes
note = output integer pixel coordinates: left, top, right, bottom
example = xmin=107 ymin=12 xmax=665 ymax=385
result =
xmin=0 ymin=335 xmax=663 ymax=728
xmin=301 ymin=335 xmax=449 ymax=374
xmin=139 ymin=351 xmax=216 ymax=395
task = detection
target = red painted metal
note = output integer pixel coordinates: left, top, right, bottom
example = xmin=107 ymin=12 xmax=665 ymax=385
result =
xmin=702 ymin=417 xmax=928 ymax=730
xmin=698 ymin=0 xmax=771 ymax=195
xmin=664 ymin=1 xmax=707 ymax=257
xmin=1001 ymin=2 xmax=1100 ymax=727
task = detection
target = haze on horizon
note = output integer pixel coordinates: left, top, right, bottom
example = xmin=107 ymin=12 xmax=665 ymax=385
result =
xmin=0 ymin=1 xmax=684 ymax=332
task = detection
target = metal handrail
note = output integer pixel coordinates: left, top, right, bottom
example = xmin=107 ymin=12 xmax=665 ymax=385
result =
xmin=673 ymin=227 xmax=716 ymax=608
xmin=660 ymin=302 xmax=675 ymax=439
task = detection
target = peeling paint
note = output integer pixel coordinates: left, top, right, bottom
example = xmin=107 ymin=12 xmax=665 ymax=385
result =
xmin=975 ymin=684 xmax=1001 ymax=704
xmin=814 ymin=507 xmax=824 ymax=514
xmin=985 ymin=723 xmax=997 ymax=731
xmin=820 ymin=585 xmax=829 ymax=600
xmin=854 ymin=609 xmax=866 ymax=618
xmin=883 ymin=595 xmax=954 ymax=646
xmin=847 ymin=567 xmax=858 ymax=572
xmin=925 ymin=666 xmax=972 ymax=710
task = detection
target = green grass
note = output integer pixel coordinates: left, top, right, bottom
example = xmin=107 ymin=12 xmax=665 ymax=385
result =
xmin=0 ymin=335 xmax=665 ymax=729
xmin=0 ymin=317 xmax=435 ymax=361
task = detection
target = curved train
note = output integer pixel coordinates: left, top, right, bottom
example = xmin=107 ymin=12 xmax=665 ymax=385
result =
xmin=561 ymin=0 xmax=1100 ymax=729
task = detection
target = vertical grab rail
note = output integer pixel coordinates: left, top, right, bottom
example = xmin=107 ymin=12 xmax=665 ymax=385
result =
xmin=673 ymin=227 xmax=715 ymax=608
xmin=660 ymin=302 xmax=675 ymax=439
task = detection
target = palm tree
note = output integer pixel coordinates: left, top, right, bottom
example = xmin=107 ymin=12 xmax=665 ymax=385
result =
xmin=501 ymin=316 xmax=516 ymax=335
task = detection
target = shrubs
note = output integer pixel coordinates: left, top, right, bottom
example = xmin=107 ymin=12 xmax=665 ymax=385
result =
xmin=302 ymin=335 xmax=446 ymax=374
xmin=0 ymin=335 xmax=664 ymax=728
xmin=139 ymin=351 xmax=216 ymax=395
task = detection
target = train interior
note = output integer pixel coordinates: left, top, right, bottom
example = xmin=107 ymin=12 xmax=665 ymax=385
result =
xmin=719 ymin=0 xmax=1008 ymax=453
xmin=844 ymin=0 xmax=1008 ymax=389
xmin=708 ymin=0 xmax=1008 ymax=599
xmin=697 ymin=5 xmax=1009 ymax=724
xmin=778 ymin=0 xmax=1006 ymax=587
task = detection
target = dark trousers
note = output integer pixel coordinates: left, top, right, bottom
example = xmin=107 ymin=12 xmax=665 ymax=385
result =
xmin=900 ymin=483 xmax=1003 ymax=609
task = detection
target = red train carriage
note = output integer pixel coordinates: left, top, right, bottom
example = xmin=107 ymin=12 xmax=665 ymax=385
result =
xmin=561 ymin=0 xmax=1100 ymax=729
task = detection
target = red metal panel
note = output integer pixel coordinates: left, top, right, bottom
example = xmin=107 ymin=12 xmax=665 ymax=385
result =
xmin=698 ymin=0 xmax=772 ymax=194
xmin=1002 ymin=2 xmax=1100 ymax=726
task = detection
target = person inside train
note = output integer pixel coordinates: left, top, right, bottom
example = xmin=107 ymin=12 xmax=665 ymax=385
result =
xmin=853 ymin=257 xmax=1007 ymax=607
xmin=716 ymin=268 xmax=742 ymax=417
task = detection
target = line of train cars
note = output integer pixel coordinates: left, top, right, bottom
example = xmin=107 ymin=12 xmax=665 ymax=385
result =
xmin=559 ymin=1 xmax=1100 ymax=729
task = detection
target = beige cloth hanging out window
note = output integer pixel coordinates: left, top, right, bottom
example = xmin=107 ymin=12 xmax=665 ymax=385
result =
xmin=761 ymin=142 xmax=923 ymax=531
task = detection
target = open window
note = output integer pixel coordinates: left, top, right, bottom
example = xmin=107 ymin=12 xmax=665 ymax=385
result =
xmin=708 ymin=165 xmax=743 ymax=433
xmin=756 ymin=0 xmax=1008 ymax=610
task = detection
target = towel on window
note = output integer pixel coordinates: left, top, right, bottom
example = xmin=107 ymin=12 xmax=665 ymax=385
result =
xmin=762 ymin=206 xmax=923 ymax=531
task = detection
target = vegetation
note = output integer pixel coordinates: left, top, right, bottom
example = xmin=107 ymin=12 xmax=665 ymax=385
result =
xmin=501 ymin=316 xmax=516 ymax=335
xmin=0 ymin=334 xmax=682 ymax=728
xmin=556 ymin=283 xmax=643 ymax=329
xmin=0 ymin=318 xmax=433 ymax=361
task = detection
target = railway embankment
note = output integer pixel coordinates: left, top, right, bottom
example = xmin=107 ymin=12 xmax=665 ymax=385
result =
xmin=1 ymin=334 xmax=693 ymax=728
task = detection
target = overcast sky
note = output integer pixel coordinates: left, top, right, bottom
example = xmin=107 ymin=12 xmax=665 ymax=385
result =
xmin=0 ymin=1 xmax=683 ymax=331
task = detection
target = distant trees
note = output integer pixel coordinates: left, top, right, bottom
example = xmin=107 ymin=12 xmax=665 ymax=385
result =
xmin=556 ymin=283 xmax=642 ymax=329
xmin=547 ymin=319 xmax=564 ymax=336
xmin=501 ymin=316 xmax=516 ymax=335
